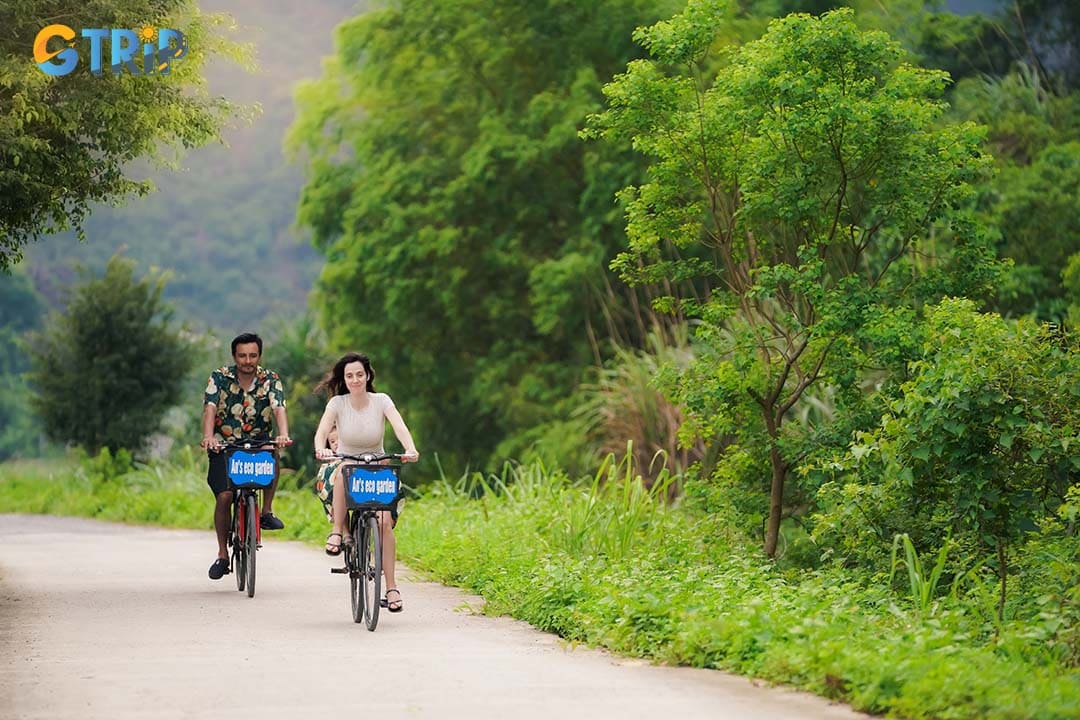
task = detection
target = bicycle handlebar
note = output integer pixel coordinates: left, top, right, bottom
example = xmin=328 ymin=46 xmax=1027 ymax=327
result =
xmin=329 ymin=451 xmax=403 ymax=464
xmin=209 ymin=437 xmax=280 ymax=453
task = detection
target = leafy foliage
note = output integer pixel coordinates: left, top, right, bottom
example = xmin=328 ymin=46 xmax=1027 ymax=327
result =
xmin=951 ymin=64 xmax=1080 ymax=320
xmin=0 ymin=268 xmax=45 ymax=458
xmin=989 ymin=141 xmax=1080 ymax=320
xmin=288 ymin=0 xmax=679 ymax=471
xmin=586 ymin=1 xmax=999 ymax=555
xmin=1066 ymin=251 xmax=1080 ymax=330
xmin=261 ymin=313 xmax=331 ymax=478
xmin=0 ymin=0 xmax=248 ymax=269
xmin=27 ymin=255 xmax=195 ymax=454
xmin=814 ymin=299 xmax=1080 ymax=613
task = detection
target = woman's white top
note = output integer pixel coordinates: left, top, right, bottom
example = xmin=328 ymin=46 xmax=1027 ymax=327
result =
xmin=325 ymin=393 xmax=395 ymax=455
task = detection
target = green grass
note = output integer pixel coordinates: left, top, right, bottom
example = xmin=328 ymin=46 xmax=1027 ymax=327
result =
xmin=395 ymin=458 xmax=1080 ymax=720
xmin=2 ymin=451 xmax=1078 ymax=719
xmin=0 ymin=448 xmax=330 ymax=545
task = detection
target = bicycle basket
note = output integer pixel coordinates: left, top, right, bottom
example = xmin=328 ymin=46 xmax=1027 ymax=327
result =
xmin=342 ymin=464 xmax=401 ymax=509
xmin=226 ymin=448 xmax=277 ymax=488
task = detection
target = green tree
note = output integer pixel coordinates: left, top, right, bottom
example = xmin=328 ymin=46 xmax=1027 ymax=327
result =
xmin=0 ymin=267 xmax=45 ymax=458
xmin=1012 ymin=0 xmax=1080 ymax=89
xmin=27 ymin=255 xmax=194 ymax=454
xmin=586 ymin=1 xmax=999 ymax=556
xmin=288 ymin=0 xmax=679 ymax=470
xmin=815 ymin=299 xmax=1080 ymax=617
xmin=951 ymin=66 xmax=1080 ymax=319
xmin=989 ymin=141 xmax=1080 ymax=319
xmin=1065 ymin=251 xmax=1080 ymax=330
xmin=263 ymin=313 xmax=330 ymax=479
xmin=0 ymin=266 xmax=43 ymax=374
xmin=0 ymin=0 xmax=248 ymax=269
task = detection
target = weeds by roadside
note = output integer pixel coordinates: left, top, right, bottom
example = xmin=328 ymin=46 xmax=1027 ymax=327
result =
xmin=2 ymin=451 xmax=1078 ymax=719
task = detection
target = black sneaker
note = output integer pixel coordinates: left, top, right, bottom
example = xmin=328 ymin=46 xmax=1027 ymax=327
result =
xmin=260 ymin=512 xmax=285 ymax=530
xmin=208 ymin=557 xmax=230 ymax=580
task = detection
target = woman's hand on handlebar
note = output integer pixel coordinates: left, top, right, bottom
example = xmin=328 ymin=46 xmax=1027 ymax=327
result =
xmin=201 ymin=436 xmax=221 ymax=451
xmin=401 ymin=451 xmax=419 ymax=463
xmin=315 ymin=447 xmax=336 ymax=461
xmin=274 ymin=435 xmax=293 ymax=448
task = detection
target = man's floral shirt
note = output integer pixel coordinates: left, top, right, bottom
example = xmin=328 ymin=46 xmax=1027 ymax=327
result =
xmin=203 ymin=365 xmax=286 ymax=442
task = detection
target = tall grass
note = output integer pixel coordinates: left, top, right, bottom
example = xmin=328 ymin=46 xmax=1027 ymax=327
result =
xmin=888 ymin=533 xmax=952 ymax=620
xmin=397 ymin=458 xmax=1080 ymax=720
xmin=0 ymin=448 xmax=330 ymax=543
xmin=576 ymin=329 xmax=707 ymax=480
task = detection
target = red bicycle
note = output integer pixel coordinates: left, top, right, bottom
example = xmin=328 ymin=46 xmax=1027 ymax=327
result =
xmin=215 ymin=438 xmax=279 ymax=598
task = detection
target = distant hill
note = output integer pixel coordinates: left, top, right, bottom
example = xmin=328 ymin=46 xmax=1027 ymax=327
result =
xmin=23 ymin=0 xmax=362 ymax=333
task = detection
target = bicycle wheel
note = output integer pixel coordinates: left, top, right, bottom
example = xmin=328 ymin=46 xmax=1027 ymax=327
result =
xmin=349 ymin=514 xmax=363 ymax=624
xmin=232 ymin=499 xmax=245 ymax=592
xmin=245 ymin=494 xmax=258 ymax=597
xmin=362 ymin=514 xmax=382 ymax=631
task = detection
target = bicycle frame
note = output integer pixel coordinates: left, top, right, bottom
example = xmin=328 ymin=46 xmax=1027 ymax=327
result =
xmin=231 ymin=487 xmax=261 ymax=549
xmin=214 ymin=438 xmax=278 ymax=598
xmin=328 ymin=451 xmax=403 ymax=629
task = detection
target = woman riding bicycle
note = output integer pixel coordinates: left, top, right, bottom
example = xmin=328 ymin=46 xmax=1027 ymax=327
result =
xmin=313 ymin=352 xmax=419 ymax=613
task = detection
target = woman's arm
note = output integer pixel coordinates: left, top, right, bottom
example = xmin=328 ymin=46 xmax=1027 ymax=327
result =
xmin=384 ymin=401 xmax=419 ymax=461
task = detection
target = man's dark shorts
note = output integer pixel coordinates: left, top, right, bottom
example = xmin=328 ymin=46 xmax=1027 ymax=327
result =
xmin=206 ymin=451 xmax=231 ymax=496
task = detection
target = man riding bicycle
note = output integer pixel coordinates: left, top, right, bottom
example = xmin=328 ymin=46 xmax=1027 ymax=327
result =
xmin=201 ymin=332 xmax=292 ymax=580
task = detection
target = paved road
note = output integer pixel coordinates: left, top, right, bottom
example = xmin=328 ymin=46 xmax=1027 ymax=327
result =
xmin=0 ymin=514 xmax=867 ymax=719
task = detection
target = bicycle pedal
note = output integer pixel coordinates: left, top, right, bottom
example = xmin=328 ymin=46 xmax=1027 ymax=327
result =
xmin=330 ymin=567 xmax=349 ymax=574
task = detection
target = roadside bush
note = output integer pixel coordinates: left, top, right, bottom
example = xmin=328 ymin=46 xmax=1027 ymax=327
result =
xmin=812 ymin=299 xmax=1080 ymax=600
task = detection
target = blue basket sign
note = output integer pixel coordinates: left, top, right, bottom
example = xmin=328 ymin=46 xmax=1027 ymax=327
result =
xmin=226 ymin=449 xmax=277 ymax=488
xmin=343 ymin=465 xmax=400 ymax=507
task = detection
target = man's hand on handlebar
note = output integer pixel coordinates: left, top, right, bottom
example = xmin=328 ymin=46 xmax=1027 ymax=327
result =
xmin=401 ymin=451 xmax=419 ymax=463
xmin=202 ymin=436 xmax=290 ymax=452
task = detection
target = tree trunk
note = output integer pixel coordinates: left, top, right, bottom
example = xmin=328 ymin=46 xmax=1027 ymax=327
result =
xmin=763 ymin=411 xmax=786 ymax=558
xmin=997 ymin=540 xmax=1007 ymax=624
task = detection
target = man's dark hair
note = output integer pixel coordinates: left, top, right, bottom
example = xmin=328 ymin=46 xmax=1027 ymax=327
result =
xmin=231 ymin=332 xmax=263 ymax=356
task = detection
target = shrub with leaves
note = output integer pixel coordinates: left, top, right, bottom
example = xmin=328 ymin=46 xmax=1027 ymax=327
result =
xmin=814 ymin=298 xmax=1080 ymax=615
xmin=27 ymin=255 xmax=195 ymax=455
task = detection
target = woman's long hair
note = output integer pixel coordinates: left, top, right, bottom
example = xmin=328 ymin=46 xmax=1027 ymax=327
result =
xmin=315 ymin=352 xmax=377 ymax=397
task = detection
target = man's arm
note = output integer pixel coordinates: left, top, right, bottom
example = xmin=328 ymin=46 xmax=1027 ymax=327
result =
xmin=273 ymin=406 xmax=291 ymax=447
xmin=200 ymin=403 xmax=217 ymax=449
xmin=268 ymin=372 xmax=291 ymax=447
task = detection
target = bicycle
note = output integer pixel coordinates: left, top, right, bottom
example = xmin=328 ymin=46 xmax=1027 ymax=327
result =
xmin=213 ymin=438 xmax=279 ymax=598
xmin=328 ymin=451 xmax=404 ymax=630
